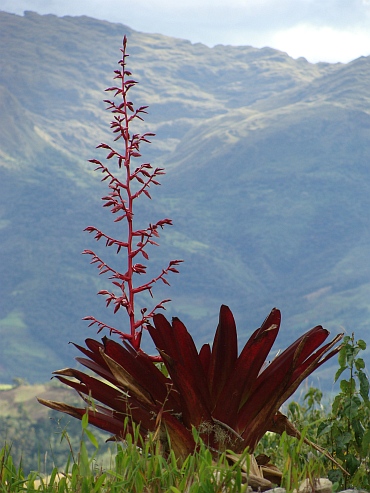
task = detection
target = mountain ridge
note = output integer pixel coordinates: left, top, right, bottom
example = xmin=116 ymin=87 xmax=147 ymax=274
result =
xmin=0 ymin=10 xmax=369 ymax=384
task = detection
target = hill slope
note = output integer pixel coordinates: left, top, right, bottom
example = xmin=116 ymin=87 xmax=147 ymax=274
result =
xmin=0 ymin=10 xmax=369 ymax=384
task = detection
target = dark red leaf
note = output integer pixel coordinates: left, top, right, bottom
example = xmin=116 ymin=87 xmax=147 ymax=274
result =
xmin=213 ymin=308 xmax=280 ymax=426
xmin=38 ymin=399 xmax=126 ymax=437
xmin=199 ymin=344 xmax=211 ymax=378
xmin=102 ymin=338 xmax=181 ymax=411
xmin=208 ymin=305 xmax=238 ymax=409
xmin=149 ymin=315 xmax=212 ymax=427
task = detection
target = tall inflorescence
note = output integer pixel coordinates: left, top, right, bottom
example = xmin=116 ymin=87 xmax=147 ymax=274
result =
xmin=83 ymin=36 xmax=182 ymax=352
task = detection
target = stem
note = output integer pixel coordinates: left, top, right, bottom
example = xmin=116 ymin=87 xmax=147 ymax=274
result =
xmin=344 ymin=334 xmax=355 ymax=488
xmin=121 ymin=44 xmax=136 ymax=346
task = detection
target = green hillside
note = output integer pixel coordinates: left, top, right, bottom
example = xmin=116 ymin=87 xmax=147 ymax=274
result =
xmin=0 ymin=10 xmax=369 ymax=384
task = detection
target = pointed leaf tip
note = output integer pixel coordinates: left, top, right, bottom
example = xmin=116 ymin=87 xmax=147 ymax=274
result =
xmin=208 ymin=305 xmax=237 ymax=407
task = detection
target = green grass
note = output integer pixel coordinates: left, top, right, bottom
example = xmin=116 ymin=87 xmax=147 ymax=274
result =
xmin=0 ymin=395 xmax=369 ymax=492
xmin=0 ymin=418 xmax=367 ymax=492
xmin=0 ymin=426 xmax=252 ymax=493
xmin=0 ymin=421 xmax=360 ymax=493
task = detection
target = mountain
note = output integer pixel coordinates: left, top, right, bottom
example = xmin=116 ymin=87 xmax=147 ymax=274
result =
xmin=0 ymin=10 xmax=369 ymax=385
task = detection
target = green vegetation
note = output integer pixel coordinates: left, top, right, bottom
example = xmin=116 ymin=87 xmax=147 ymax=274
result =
xmin=319 ymin=334 xmax=370 ymax=488
xmin=1 ymin=428 xmax=251 ymax=493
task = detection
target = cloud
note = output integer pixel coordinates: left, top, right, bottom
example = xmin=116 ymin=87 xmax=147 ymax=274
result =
xmin=105 ymin=0 xmax=370 ymax=32
xmin=271 ymin=24 xmax=370 ymax=62
xmin=3 ymin=0 xmax=370 ymax=62
xmin=5 ymin=0 xmax=370 ymax=29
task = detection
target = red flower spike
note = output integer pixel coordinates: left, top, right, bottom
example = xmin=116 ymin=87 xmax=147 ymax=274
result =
xmin=80 ymin=37 xmax=181 ymax=350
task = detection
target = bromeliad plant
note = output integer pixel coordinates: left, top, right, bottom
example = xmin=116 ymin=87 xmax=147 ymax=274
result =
xmin=39 ymin=37 xmax=344 ymax=474
xmin=40 ymin=306 xmax=343 ymax=460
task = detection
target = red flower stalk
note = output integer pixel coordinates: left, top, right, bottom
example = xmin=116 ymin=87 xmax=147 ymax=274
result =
xmin=82 ymin=36 xmax=182 ymax=350
xmin=39 ymin=305 xmax=343 ymax=459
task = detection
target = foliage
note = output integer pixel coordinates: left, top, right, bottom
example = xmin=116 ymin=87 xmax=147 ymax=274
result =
xmin=278 ymin=430 xmax=327 ymax=492
xmin=317 ymin=334 xmax=370 ymax=490
xmin=255 ymin=387 xmax=326 ymax=466
xmin=1 ymin=11 xmax=369 ymax=491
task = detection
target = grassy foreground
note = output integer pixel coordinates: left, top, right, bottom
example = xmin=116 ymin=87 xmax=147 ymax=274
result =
xmin=0 ymin=410 xmax=368 ymax=493
xmin=0 ymin=424 xmax=259 ymax=493
xmin=1 ymin=334 xmax=370 ymax=493
xmin=0 ymin=423 xmax=346 ymax=493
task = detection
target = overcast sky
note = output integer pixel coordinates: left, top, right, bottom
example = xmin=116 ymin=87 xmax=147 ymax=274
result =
xmin=3 ymin=0 xmax=370 ymax=63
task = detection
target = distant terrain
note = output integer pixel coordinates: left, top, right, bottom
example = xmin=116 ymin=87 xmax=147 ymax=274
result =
xmin=1 ymin=10 xmax=370 ymax=385
xmin=0 ymin=382 xmax=113 ymax=473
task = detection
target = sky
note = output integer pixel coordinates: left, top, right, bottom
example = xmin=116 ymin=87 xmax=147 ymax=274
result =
xmin=2 ymin=0 xmax=370 ymax=63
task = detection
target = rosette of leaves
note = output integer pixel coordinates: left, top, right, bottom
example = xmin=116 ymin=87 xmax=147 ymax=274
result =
xmin=39 ymin=305 xmax=343 ymax=460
